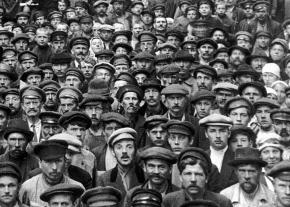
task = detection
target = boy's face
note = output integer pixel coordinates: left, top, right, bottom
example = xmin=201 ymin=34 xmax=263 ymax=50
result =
xmin=216 ymin=4 xmax=226 ymax=14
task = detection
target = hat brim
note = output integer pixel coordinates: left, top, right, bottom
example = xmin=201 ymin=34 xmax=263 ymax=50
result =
xmin=4 ymin=128 xmax=34 ymax=142
xmin=228 ymin=159 xmax=267 ymax=167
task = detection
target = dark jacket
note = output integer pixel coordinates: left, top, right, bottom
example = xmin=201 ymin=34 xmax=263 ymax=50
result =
xmin=92 ymin=144 xmax=107 ymax=171
xmin=162 ymin=189 xmax=233 ymax=207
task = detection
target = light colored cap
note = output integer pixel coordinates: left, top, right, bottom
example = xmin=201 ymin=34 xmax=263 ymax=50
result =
xmin=48 ymin=132 xmax=82 ymax=153
xmin=262 ymin=63 xmax=280 ymax=78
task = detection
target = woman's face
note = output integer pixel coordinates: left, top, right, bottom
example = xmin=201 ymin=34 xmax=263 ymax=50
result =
xmin=91 ymin=38 xmax=104 ymax=54
xmin=58 ymin=1 xmax=67 ymax=12
xmin=273 ymin=83 xmax=287 ymax=105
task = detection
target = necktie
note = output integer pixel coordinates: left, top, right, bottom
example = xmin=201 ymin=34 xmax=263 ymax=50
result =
xmin=31 ymin=124 xmax=37 ymax=142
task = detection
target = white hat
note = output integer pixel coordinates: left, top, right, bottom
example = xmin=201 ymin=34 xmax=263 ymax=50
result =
xmin=48 ymin=133 xmax=82 ymax=153
xmin=271 ymin=80 xmax=288 ymax=88
xmin=262 ymin=63 xmax=280 ymax=78
xmin=257 ymin=132 xmax=283 ymax=152
xmin=265 ymin=86 xmax=278 ymax=96
xmin=108 ymin=127 xmax=137 ymax=147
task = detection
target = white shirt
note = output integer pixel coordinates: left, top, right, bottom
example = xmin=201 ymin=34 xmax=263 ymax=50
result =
xmin=210 ymin=146 xmax=228 ymax=172
xmin=27 ymin=119 xmax=41 ymax=142
xmin=105 ymin=147 xmax=117 ymax=171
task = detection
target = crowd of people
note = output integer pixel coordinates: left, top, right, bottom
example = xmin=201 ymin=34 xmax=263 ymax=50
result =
xmin=0 ymin=0 xmax=290 ymax=206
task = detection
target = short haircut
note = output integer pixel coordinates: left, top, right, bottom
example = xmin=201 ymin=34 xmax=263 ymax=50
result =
xmin=178 ymin=157 xmax=209 ymax=177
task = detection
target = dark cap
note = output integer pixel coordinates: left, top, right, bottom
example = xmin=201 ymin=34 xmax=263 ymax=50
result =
xmin=229 ymin=126 xmax=256 ymax=143
xmin=80 ymin=93 xmax=114 ymax=107
xmin=253 ymin=97 xmax=280 ymax=109
xmin=115 ymin=72 xmax=138 ymax=85
xmin=132 ymin=188 xmax=162 ymax=207
xmin=51 ymin=52 xmax=72 ymax=64
xmin=157 ymin=64 xmax=180 ymax=76
xmin=94 ymin=62 xmax=116 ymax=75
xmin=0 ymin=161 xmax=22 ymax=182
xmin=161 ymin=84 xmax=188 ymax=96
xmin=165 ymin=29 xmax=184 ymax=42
xmin=20 ymin=86 xmax=46 ymax=102
xmin=116 ymin=84 xmax=144 ymax=102
xmin=18 ymin=51 xmax=38 ymax=62
xmin=238 ymin=81 xmax=267 ymax=97
xmin=228 ymin=45 xmax=250 ymax=56
xmin=95 ymin=49 xmax=114 ymax=58
xmin=270 ymin=108 xmax=290 ymax=121
xmin=4 ymin=119 xmax=33 ymax=142
xmin=190 ymin=90 xmax=215 ymax=104
xmin=48 ymin=11 xmax=63 ymax=20
xmin=133 ymin=51 xmax=155 ymax=61
xmin=224 ymin=96 xmax=255 ymax=117
xmin=34 ymin=140 xmax=68 ymax=160
xmin=0 ymin=63 xmax=18 ymax=82
xmin=233 ymin=64 xmax=260 ymax=80
xmin=178 ymin=147 xmax=212 ymax=172
xmin=139 ymin=147 xmax=177 ymax=164
xmin=57 ymin=87 xmax=83 ymax=102
xmin=20 ymin=67 xmax=43 ymax=82
xmin=173 ymin=50 xmax=195 ymax=62
xmin=246 ymin=49 xmax=270 ymax=64
xmin=193 ymin=65 xmax=217 ymax=80
xmin=81 ymin=186 xmax=122 ymax=206
xmin=138 ymin=31 xmax=157 ymax=43
xmin=180 ymin=200 xmax=219 ymax=207
xmin=79 ymin=15 xmax=93 ymax=24
xmin=196 ymin=38 xmax=218 ymax=49
xmin=65 ymin=68 xmax=85 ymax=82
xmin=140 ymin=78 xmax=163 ymax=92
xmin=101 ymin=112 xmax=130 ymax=126
xmin=39 ymin=80 xmax=60 ymax=92
xmin=165 ymin=120 xmax=195 ymax=136
xmin=253 ymin=0 xmax=270 ymax=11
xmin=11 ymin=33 xmax=29 ymax=44
xmin=58 ymin=111 xmax=92 ymax=129
xmin=69 ymin=36 xmax=90 ymax=49
xmin=228 ymin=147 xmax=267 ymax=167
xmin=39 ymin=111 xmax=62 ymax=124
xmin=268 ymin=160 xmax=290 ymax=181
xmin=112 ymin=42 xmax=133 ymax=53
xmin=40 ymin=183 xmax=84 ymax=202
xmin=209 ymin=59 xmax=228 ymax=69
xmin=112 ymin=30 xmax=132 ymax=42
xmin=50 ymin=31 xmax=68 ymax=42
xmin=144 ymin=115 xmax=168 ymax=130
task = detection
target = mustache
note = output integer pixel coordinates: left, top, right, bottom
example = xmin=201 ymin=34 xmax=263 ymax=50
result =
xmin=121 ymin=154 xmax=129 ymax=159
xmin=280 ymin=128 xmax=290 ymax=137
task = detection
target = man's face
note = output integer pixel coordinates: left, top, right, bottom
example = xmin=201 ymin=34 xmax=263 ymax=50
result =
xmin=41 ymin=123 xmax=62 ymax=140
xmin=7 ymin=132 xmax=28 ymax=155
xmin=22 ymin=98 xmax=41 ymax=118
xmin=95 ymin=69 xmax=112 ymax=83
xmin=237 ymin=74 xmax=254 ymax=85
xmin=244 ymin=5 xmax=254 ymax=18
xmin=181 ymin=164 xmax=207 ymax=195
xmin=175 ymin=60 xmax=191 ymax=71
xmin=236 ymin=35 xmax=252 ymax=50
xmin=95 ymin=4 xmax=107 ymax=16
xmin=44 ymin=90 xmax=58 ymax=108
xmin=212 ymin=30 xmax=225 ymax=41
xmin=270 ymin=44 xmax=285 ymax=61
xmin=21 ymin=59 xmax=37 ymax=71
xmin=256 ymin=36 xmax=270 ymax=49
xmin=216 ymin=52 xmax=230 ymax=63
xmin=194 ymin=99 xmax=212 ymax=119
xmin=140 ymin=41 xmax=155 ymax=52
xmin=135 ymin=73 xmax=147 ymax=86
xmin=144 ymin=159 xmax=171 ymax=185
xmin=160 ymin=74 xmax=179 ymax=86
xmin=261 ymin=146 xmax=281 ymax=168
xmin=53 ymin=64 xmax=69 ymax=79
xmin=198 ymin=44 xmax=215 ymax=61
xmin=115 ymin=64 xmax=129 ymax=75
xmin=71 ymin=44 xmax=89 ymax=61
xmin=4 ymin=94 xmax=20 ymax=115
xmin=66 ymin=124 xmax=86 ymax=141
xmin=154 ymin=17 xmax=167 ymax=32
xmin=112 ymin=139 xmax=135 ymax=166
xmin=121 ymin=92 xmax=140 ymax=114
xmin=131 ymin=4 xmax=143 ymax=15
xmin=36 ymin=16 xmax=45 ymax=25
xmin=165 ymin=94 xmax=186 ymax=115
xmin=14 ymin=39 xmax=28 ymax=53
xmin=113 ymin=2 xmax=125 ymax=15
xmin=104 ymin=122 xmax=122 ymax=141
xmin=49 ymin=194 xmax=75 ymax=207
xmin=99 ymin=30 xmax=113 ymax=42
xmin=274 ymin=178 xmax=290 ymax=207
xmin=80 ymin=62 xmax=94 ymax=80
xmin=196 ymin=72 xmax=214 ymax=91
xmin=65 ymin=75 xmax=81 ymax=89
xmin=242 ymin=87 xmax=262 ymax=104
xmin=41 ymin=157 xmax=65 ymax=184
xmin=250 ymin=57 xmax=267 ymax=73
xmin=59 ymin=98 xmax=77 ymax=114
xmin=35 ymin=31 xmax=49 ymax=46
xmin=167 ymin=36 xmax=180 ymax=48
xmin=141 ymin=14 xmax=153 ymax=25
xmin=84 ymin=102 xmax=104 ymax=126
xmin=0 ymin=176 xmax=19 ymax=206
xmin=199 ymin=4 xmax=211 ymax=16
xmin=0 ymin=74 xmax=11 ymax=89
xmin=255 ymin=7 xmax=268 ymax=21
xmin=43 ymin=70 xmax=54 ymax=81
xmin=52 ymin=40 xmax=66 ymax=53
xmin=17 ymin=16 xmax=28 ymax=26
xmin=154 ymin=9 xmax=164 ymax=17
xmin=236 ymin=164 xmax=260 ymax=193
xmin=75 ymin=7 xmax=86 ymax=17
xmin=229 ymin=134 xmax=252 ymax=152
xmin=132 ymin=24 xmax=144 ymax=38
xmin=0 ymin=34 xmax=10 ymax=46
xmin=272 ymin=118 xmax=290 ymax=142
xmin=2 ymin=56 xmax=17 ymax=68
xmin=230 ymin=50 xmax=245 ymax=66
xmin=26 ymin=74 xmax=42 ymax=86
xmin=144 ymin=88 xmax=161 ymax=107
xmin=81 ymin=22 xmax=93 ymax=33
xmin=229 ymin=107 xmax=250 ymax=127
xmin=69 ymin=22 xmax=81 ymax=33
xmin=147 ymin=125 xmax=167 ymax=146
xmin=168 ymin=133 xmax=191 ymax=155
xmin=216 ymin=89 xmax=234 ymax=108
xmin=256 ymin=105 xmax=272 ymax=130
xmin=206 ymin=126 xmax=229 ymax=150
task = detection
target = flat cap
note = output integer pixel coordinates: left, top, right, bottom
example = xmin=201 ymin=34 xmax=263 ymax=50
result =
xmin=51 ymin=52 xmax=72 ymax=64
xmin=257 ymin=133 xmax=283 ymax=151
xmin=138 ymin=31 xmax=157 ymax=43
xmin=48 ymin=133 xmax=82 ymax=153
xmin=253 ymin=97 xmax=280 ymax=109
xmin=39 ymin=111 xmax=61 ymax=124
xmin=18 ymin=51 xmax=38 ymax=62
xmin=48 ymin=11 xmax=63 ymax=20
xmin=34 ymin=140 xmax=68 ymax=160
xmin=101 ymin=112 xmax=130 ymax=126
xmin=229 ymin=126 xmax=256 ymax=142
xmin=253 ymin=0 xmax=270 ymax=10
xmin=238 ymin=81 xmax=267 ymax=97
xmin=224 ymin=96 xmax=255 ymax=117
xmin=4 ymin=119 xmax=32 ymax=142
xmin=270 ymin=108 xmax=290 ymax=121
xmin=81 ymin=186 xmax=122 ymax=206
xmin=228 ymin=45 xmax=250 ymax=56
xmin=108 ymin=127 xmax=137 ymax=147
xmin=193 ymin=65 xmax=217 ymax=80
xmin=79 ymin=15 xmax=93 ymax=23
xmin=157 ymin=64 xmax=180 ymax=76
xmin=95 ymin=49 xmax=114 ymax=57
xmin=39 ymin=80 xmax=60 ymax=92
xmin=11 ymin=33 xmax=29 ymax=44
xmin=131 ymin=188 xmax=162 ymax=207
xmin=0 ymin=161 xmax=22 ymax=182
xmin=98 ymin=24 xmax=115 ymax=31
xmin=112 ymin=30 xmax=132 ymax=42
xmin=0 ymin=63 xmax=18 ymax=82
xmin=209 ymin=59 xmax=228 ymax=69
xmin=80 ymin=93 xmax=114 ymax=107
xmin=268 ymin=160 xmax=290 ymax=180
xmin=173 ymin=50 xmax=195 ymax=62
xmin=165 ymin=29 xmax=184 ymax=42
xmin=65 ymin=68 xmax=85 ymax=82
xmin=233 ymin=64 xmax=260 ymax=80
xmin=144 ymin=115 xmax=168 ymax=129
xmin=235 ymin=31 xmax=253 ymax=41
xmin=20 ymin=67 xmax=43 ymax=82
xmin=57 ymin=87 xmax=83 ymax=102
xmin=133 ymin=51 xmax=155 ymax=61
xmin=50 ymin=31 xmax=68 ymax=42
xmin=161 ymin=84 xmax=188 ymax=96
xmin=271 ymin=38 xmax=288 ymax=52
xmin=196 ymin=38 xmax=218 ymax=49
xmin=199 ymin=114 xmax=233 ymax=127
xmin=58 ymin=111 xmax=92 ymax=129
xmin=190 ymin=89 xmax=215 ymax=103
xmin=282 ymin=18 xmax=290 ymax=29
xmin=139 ymin=147 xmax=177 ymax=164
xmin=94 ymin=62 xmax=116 ymax=75
xmin=158 ymin=42 xmax=177 ymax=51
xmin=40 ymin=183 xmax=84 ymax=202
xmin=140 ymin=78 xmax=163 ymax=92
xmin=93 ymin=0 xmax=109 ymax=7
xmin=20 ymin=86 xmax=46 ymax=102
xmin=69 ymin=36 xmax=90 ymax=49
xmin=213 ymin=82 xmax=238 ymax=94
xmin=112 ymin=42 xmax=133 ymax=53
xmin=110 ymin=54 xmax=131 ymax=66
xmin=116 ymin=84 xmax=143 ymax=102
xmin=178 ymin=147 xmax=212 ymax=172
xmin=180 ymin=200 xmax=219 ymax=207
xmin=115 ymin=72 xmax=138 ymax=85
xmin=23 ymin=24 xmax=37 ymax=33
xmin=0 ymin=29 xmax=13 ymax=38
xmin=165 ymin=120 xmax=195 ymax=136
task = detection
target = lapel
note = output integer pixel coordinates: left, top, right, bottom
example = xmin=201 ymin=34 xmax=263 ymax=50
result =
xmin=220 ymin=148 xmax=234 ymax=179
xmin=99 ymin=145 xmax=107 ymax=170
